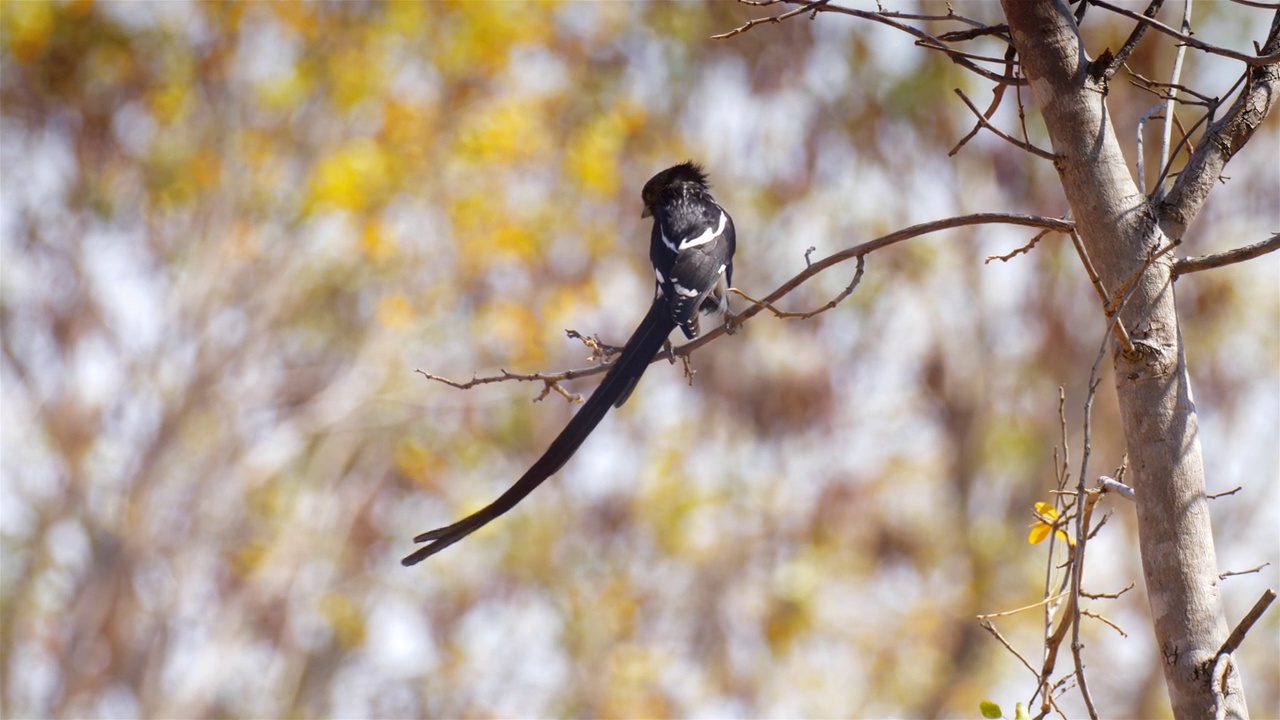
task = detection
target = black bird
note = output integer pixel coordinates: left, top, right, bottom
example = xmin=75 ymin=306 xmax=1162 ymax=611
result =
xmin=403 ymin=162 xmax=736 ymax=565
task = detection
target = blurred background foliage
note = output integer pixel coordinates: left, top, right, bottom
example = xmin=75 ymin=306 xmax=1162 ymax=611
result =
xmin=1 ymin=1 xmax=1276 ymax=717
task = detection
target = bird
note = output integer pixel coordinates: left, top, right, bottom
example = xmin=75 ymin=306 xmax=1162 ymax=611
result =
xmin=403 ymin=161 xmax=736 ymax=565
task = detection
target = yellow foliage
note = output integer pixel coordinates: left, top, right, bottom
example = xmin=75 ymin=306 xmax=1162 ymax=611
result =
xmin=437 ymin=1 xmax=556 ymax=78
xmin=255 ymin=70 xmax=309 ymax=113
xmin=381 ymin=100 xmax=433 ymax=168
xmin=151 ymin=72 xmax=193 ymax=126
xmin=493 ymin=222 xmax=538 ymax=261
xmin=384 ymin=1 xmax=426 ymax=36
xmin=376 ymin=292 xmax=415 ymax=330
xmin=543 ymin=284 xmax=596 ymax=326
xmin=319 ymin=592 xmax=367 ymax=649
xmin=360 ymin=219 xmax=396 ymax=262
xmin=1027 ymin=501 xmax=1072 ymax=546
xmin=567 ymin=105 xmax=648 ymax=196
xmin=228 ymin=536 xmax=272 ymax=578
xmin=393 ymin=437 xmax=437 ymax=486
xmin=268 ymin=2 xmax=320 ymax=40
xmin=329 ymin=45 xmax=375 ymax=110
xmin=765 ymin=596 xmax=813 ymax=656
xmin=486 ymin=301 xmax=544 ymax=366
xmin=454 ymin=99 xmax=551 ymax=165
xmin=307 ymin=139 xmax=394 ymax=213
xmin=2 ymin=0 xmax=54 ymax=63
xmin=449 ymin=193 xmax=548 ymax=272
xmin=602 ymin=643 xmax=670 ymax=719
xmin=192 ymin=149 xmax=222 ymax=191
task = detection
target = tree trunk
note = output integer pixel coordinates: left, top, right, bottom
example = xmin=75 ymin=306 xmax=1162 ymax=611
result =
xmin=1001 ymin=2 xmax=1249 ymax=718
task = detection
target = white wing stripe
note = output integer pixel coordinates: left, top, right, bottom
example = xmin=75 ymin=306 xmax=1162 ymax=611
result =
xmin=677 ymin=211 xmax=727 ymax=250
xmin=661 ymin=231 xmax=678 ymax=253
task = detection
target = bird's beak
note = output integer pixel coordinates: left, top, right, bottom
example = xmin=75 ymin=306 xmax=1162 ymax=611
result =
xmin=641 ymin=206 xmax=652 ymax=219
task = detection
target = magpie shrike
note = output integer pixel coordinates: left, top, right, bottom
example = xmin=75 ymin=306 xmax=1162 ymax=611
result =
xmin=403 ymin=161 xmax=735 ymax=564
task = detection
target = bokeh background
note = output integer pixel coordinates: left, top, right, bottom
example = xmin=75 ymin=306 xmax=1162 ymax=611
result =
xmin=2 ymin=2 xmax=1276 ymax=718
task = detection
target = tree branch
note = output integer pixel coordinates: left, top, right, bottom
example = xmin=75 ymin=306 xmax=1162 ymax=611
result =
xmin=1089 ymin=0 xmax=1280 ymax=65
xmin=1101 ymin=0 xmax=1165 ymax=80
xmin=951 ymin=88 xmax=1059 ymax=160
xmin=1216 ymin=588 xmax=1277 ymax=656
xmin=419 ymin=214 xmax=1075 ymax=395
xmin=1172 ymin=233 xmax=1280 ymax=275
xmin=1157 ymin=10 xmax=1280 ymax=237
xmin=716 ymin=1 xmax=1027 ymax=85
xmin=710 ymin=0 xmax=829 ymax=40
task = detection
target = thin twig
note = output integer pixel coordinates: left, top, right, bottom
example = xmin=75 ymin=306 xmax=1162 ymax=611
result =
xmin=1173 ymin=234 xmax=1280 ymax=275
xmin=731 ymin=255 xmax=866 ymax=319
xmin=710 ymin=0 xmax=829 ymax=40
xmin=950 ymin=48 xmax=1017 ymax=157
xmin=1219 ymin=563 xmax=1270 ymax=580
xmin=1206 ymin=485 xmax=1243 ymax=499
xmin=977 ymin=591 xmax=1071 ymax=619
xmin=1154 ymin=0 xmax=1193 ymax=202
xmin=1153 ymin=69 xmax=1249 ymax=203
xmin=952 ymin=89 xmax=1059 ymax=160
xmin=1081 ymin=609 xmax=1129 ymax=637
xmin=1137 ymin=103 xmax=1166 ymax=194
xmin=805 ymin=4 xmax=1027 ymax=85
xmin=1069 ymin=230 xmax=1136 ymax=356
xmin=1103 ymin=0 xmax=1166 ymax=80
xmin=1088 ymin=0 xmax=1280 ymax=65
xmin=1080 ymin=582 xmax=1136 ymax=600
xmin=981 ymin=620 xmax=1040 ymax=677
xmin=1125 ymin=66 xmax=1217 ymax=105
xmin=986 ymin=229 xmax=1052 ymax=263
xmin=1216 ymin=588 xmax=1277 ymax=656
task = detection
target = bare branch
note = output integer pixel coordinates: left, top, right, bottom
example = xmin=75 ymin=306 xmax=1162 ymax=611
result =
xmin=1101 ymin=0 xmax=1165 ymax=80
xmin=691 ymin=213 xmax=1075 ymax=352
xmin=1069 ymin=229 xmax=1137 ymax=356
xmin=1155 ymin=0 xmax=1195 ymax=198
xmin=1219 ymin=563 xmax=1270 ymax=580
xmin=1172 ymin=233 xmax=1280 ymax=275
xmin=985 ymin=228 xmax=1051 ymax=264
xmin=1159 ymin=11 xmax=1280 ymax=237
xmin=803 ymin=3 xmax=1027 ymax=85
xmin=977 ymin=591 xmax=1071 ymax=620
xmin=1125 ymin=67 xmax=1217 ymax=107
xmin=1206 ymin=485 xmax=1243 ymax=499
xmin=1088 ymin=0 xmax=1280 ymax=66
xmin=416 ymin=368 xmax=588 ymax=404
xmin=1216 ymin=588 xmax=1277 ymax=656
xmin=419 ymin=214 xmax=1073 ymax=398
xmin=951 ymin=89 xmax=1059 ymax=160
xmin=1082 ymin=609 xmax=1130 ymax=637
xmin=981 ymin=620 xmax=1040 ymax=678
xmin=731 ymin=255 xmax=865 ymax=320
xmin=951 ymin=48 xmax=1018 ymax=157
xmin=1081 ymin=582 xmax=1136 ymax=600
xmin=1097 ymin=475 xmax=1135 ymax=501
xmin=711 ymin=0 xmax=829 ymax=40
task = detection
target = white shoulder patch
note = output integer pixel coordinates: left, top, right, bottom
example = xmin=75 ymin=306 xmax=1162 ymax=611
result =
xmin=678 ymin=211 xmax=727 ymax=251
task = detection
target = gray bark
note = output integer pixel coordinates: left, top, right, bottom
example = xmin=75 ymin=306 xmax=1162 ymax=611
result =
xmin=1001 ymin=2 xmax=1278 ymax=718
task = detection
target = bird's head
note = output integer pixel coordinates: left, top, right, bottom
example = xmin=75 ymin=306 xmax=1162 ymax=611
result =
xmin=641 ymin=161 xmax=710 ymax=218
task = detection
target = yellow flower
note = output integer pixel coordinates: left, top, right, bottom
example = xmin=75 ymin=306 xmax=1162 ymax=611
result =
xmin=1028 ymin=501 xmax=1074 ymax=546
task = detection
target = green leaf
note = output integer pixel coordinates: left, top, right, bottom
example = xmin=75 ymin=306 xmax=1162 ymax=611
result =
xmin=980 ymin=700 xmax=1003 ymax=719
xmin=1014 ymin=702 xmax=1031 ymax=720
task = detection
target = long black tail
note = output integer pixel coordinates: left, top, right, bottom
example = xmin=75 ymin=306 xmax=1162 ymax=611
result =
xmin=403 ymin=301 xmax=676 ymax=565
